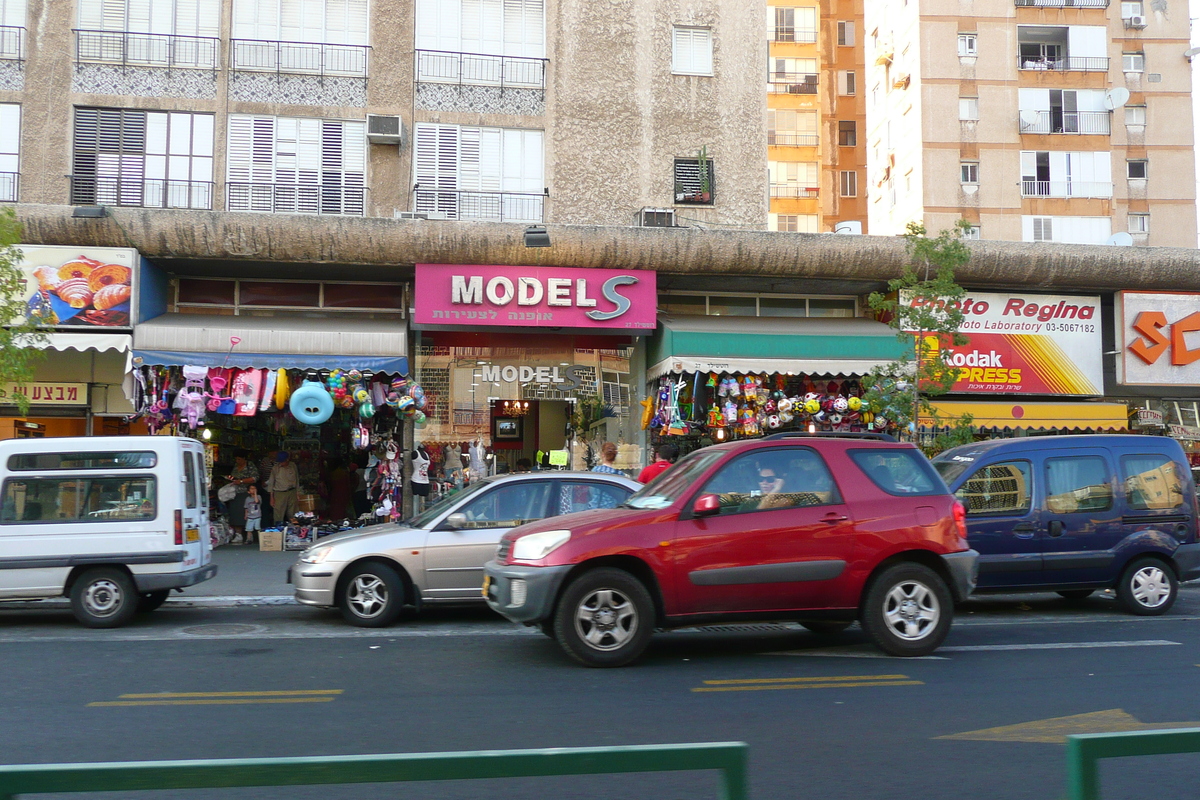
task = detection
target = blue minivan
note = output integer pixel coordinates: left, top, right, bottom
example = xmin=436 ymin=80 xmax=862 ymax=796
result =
xmin=932 ymin=435 xmax=1200 ymax=615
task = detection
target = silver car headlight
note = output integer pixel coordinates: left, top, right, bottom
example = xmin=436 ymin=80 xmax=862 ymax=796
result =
xmin=300 ymin=545 xmax=334 ymax=564
xmin=512 ymin=529 xmax=571 ymax=561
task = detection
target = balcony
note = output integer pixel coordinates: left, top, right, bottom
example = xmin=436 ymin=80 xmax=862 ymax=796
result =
xmin=415 ymin=50 xmax=546 ymax=90
xmin=226 ymin=182 xmax=365 ymax=215
xmin=0 ymin=26 xmax=23 ymax=62
xmin=412 ymin=189 xmax=545 ymax=223
xmin=1015 ymin=0 xmax=1108 ymax=6
xmin=1021 ymin=180 xmax=1113 ymax=198
xmin=768 ymin=71 xmax=818 ymax=94
xmin=771 ymin=29 xmax=818 ymax=44
xmin=1019 ymin=110 xmax=1111 ymax=135
xmin=1018 ymin=55 xmax=1109 ymax=72
xmin=74 ymin=29 xmax=219 ymax=70
xmin=768 ymin=132 xmax=819 ymax=146
xmin=69 ymin=176 xmax=213 ymax=209
xmin=230 ymin=40 xmax=369 ymax=78
xmin=770 ymin=184 xmax=819 ymax=198
xmin=0 ymin=172 xmax=17 ymax=201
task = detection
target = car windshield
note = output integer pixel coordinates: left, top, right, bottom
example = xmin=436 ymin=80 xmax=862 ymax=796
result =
xmin=931 ymin=452 xmax=982 ymax=487
xmin=405 ymin=480 xmax=490 ymax=529
xmin=624 ymin=449 xmax=726 ymax=509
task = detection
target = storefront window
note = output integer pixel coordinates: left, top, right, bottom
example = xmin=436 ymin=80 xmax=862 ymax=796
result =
xmin=660 ymin=294 xmax=707 ymax=315
xmin=808 ymin=298 xmax=857 ymax=317
xmin=706 ymin=296 xmax=757 ymax=316
xmin=758 ymin=297 xmax=808 ymax=317
xmin=659 ymin=293 xmax=857 ymax=318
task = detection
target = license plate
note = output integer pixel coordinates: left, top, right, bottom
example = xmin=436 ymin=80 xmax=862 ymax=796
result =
xmin=481 ymin=574 xmax=491 ymax=598
xmin=185 ymin=528 xmax=201 ymax=543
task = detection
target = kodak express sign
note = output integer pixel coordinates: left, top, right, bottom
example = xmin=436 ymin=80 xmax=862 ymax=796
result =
xmin=1117 ymin=291 xmax=1200 ymax=386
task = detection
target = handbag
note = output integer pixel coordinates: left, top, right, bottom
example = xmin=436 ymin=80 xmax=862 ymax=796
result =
xmin=217 ymin=482 xmax=238 ymax=503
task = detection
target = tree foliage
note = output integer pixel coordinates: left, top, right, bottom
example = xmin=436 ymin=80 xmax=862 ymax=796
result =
xmin=864 ymin=220 xmax=975 ymax=452
xmin=0 ymin=208 xmax=45 ymax=414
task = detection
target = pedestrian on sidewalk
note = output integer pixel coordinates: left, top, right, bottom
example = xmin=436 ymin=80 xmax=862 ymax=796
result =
xmin=243 ymin=485 xmax=262 ymax=546
xmin=267 ymin=451 xmax=299 ymax=523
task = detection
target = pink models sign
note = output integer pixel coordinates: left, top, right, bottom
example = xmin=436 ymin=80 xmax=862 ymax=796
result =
xmin=414 ymin=264 xmax=657 ymax=331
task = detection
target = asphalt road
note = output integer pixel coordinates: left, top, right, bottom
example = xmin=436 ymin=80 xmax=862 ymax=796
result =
xmin=3 ymin=588 xmax=1200 ymax=800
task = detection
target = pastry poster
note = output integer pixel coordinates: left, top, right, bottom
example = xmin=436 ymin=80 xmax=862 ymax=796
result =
xmin=15 ymin=245 xmax=136 ymax=328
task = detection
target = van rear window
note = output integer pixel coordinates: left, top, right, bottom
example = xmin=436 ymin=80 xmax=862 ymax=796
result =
xmin=1 ymin=477 xmax=157 ymax=523
xmin=7 ymin=452 xmax=157 ymax=471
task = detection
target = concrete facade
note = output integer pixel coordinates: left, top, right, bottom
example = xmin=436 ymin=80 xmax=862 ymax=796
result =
xmin=863 ymin=0 xmax=1197 ymax=248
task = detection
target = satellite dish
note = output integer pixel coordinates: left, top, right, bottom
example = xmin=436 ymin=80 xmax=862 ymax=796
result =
xmin=1105 ymin=232 xmax=1134 ymax=246
xmin=1104 ymin=88 xmax=1130 ymax=110
xmin=1019 ymin=110 xmax=1040 ymax=129
xmin=1185 ymin=47 xmax=1200 ymax=58
xmin=834 ymin=221 xmax=863 ymax=235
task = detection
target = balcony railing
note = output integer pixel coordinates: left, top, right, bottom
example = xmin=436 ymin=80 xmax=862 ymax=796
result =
xmin=413 ymin=188 xmax=544 ymax=223
xmin=1018 ymin=55 xmax=1109 ymax=72
xmin=415 ymin=49 xmax=547 ymax=90
xmin=768 ymin=71 xmax=818 ymax=93
xmin=770 ymin=184 xmax=819 ymax=198
xmin=230 ymin=39 xmax=369 ymax=78
xmin=69 ymin=176 xmax=214 ymax=209
xmin=768 ymin=132 xmax=819 ymax=146
xmin=0 ymin=172 xmax=17 ymax=201
xmin=227 ymin=182 xmax=366 ymax=215
xmin=1021 ymin=180 xmax=1113 ymax=198
xmin=0 ymin=26 xmax=23 ymax=61
xmin=1019 ymin=110 xmax=1111 ymax=134
xmin=771 ymin=29 xmax=818 ymax=43
xmin=74 ymin=29 xmax=219 ymax=69
xmin=1015 ymin=0 xmax=1108 ymax=6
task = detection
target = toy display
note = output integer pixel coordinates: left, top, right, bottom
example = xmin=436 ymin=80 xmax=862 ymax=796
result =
xmin=646 ymin=370 xmax=899 ymax=443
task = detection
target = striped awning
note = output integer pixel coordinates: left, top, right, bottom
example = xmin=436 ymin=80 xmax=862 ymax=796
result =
xmin=920 ymin=401 xmax=1128 ymax=431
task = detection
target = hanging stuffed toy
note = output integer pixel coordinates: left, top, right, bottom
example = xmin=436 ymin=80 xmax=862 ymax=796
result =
xmin=708 ymin=403 xmax=724 ymax=428
xmin=639 ymin=395 xmax=655 ymax=430
xmin=275 ymin=369 xmax=292 ymax=410
xmin=290 ymin=378 xmax=334 ymax=425
xmin=723 ymin=398 xmax=738 ymax=425
xmin=232 ymin=369 xmax=263 ymax=417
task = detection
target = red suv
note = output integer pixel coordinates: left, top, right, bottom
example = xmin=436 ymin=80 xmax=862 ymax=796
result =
xmin=484 ymin=434 xmax=978 ymax=667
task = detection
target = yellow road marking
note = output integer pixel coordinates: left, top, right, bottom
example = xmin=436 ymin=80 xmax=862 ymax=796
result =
xmin=117 ymin=690 xmax=342 ymax=699
xmin=693 ymin=680 xmax=922 ymax=693
xmin=701 ymin=674 xmax=909 ymax=686
xmin=938 ymin=709 xmax=1200 ymax=744
xmin=89 ymin=697 xmax=336 ymax=707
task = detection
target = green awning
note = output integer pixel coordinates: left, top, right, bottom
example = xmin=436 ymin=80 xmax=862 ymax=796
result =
xmin=648 ymin=313 xmax=908 ymax=377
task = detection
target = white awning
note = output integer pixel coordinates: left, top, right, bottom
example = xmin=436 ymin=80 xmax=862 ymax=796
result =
xmin=133 ymin=313 xmax=409 ymax=373
xmin=21 ymin=333 xmax=132 ymax=353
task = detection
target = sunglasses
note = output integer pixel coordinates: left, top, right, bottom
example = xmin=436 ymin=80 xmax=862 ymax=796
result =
xmin=758 ymin=475 xmax=778 ymax=482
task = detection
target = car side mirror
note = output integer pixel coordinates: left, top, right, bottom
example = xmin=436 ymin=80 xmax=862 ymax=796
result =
xmin=444 ymin=512 xmax=468 ymax=530
xmin=692 ymin=493 xmax=721 ymax=518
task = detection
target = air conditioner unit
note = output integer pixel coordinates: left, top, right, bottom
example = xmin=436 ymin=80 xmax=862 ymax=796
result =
xmin=786 ymin=83 xmax=808 ymax=94
xmin=1125 ymin=14 xmax=1147 ymax=28
xmin=367 ymin=114 xmax=403 ymax=145
xmin=422 ymin=210 xmax=450 ymax=220
xmin=394 ymin=211 xmax=428 ymax=220
xmin=636 ymin=208 xmax=676 ymax=227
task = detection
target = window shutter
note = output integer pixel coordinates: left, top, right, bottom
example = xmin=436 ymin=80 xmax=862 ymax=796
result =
xmin=413 ymin=122 xmax=460 ymax=216
xmin=0 ymin=0 xmax=25 ymax=29
xmin=79 ymin=0 xmax=126 ymax=30
xmin=416 ymin=0 xmax=460 ymax=51
xmin=503 ymin=0 xmax=543 ymax=58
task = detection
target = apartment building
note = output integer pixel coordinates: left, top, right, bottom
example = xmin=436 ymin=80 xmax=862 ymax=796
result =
xmin=862 ymin=0 xmax=1196 ymax=247
xmin=766 ymin=0 xmax=868 ymax=235
xmin=0 ymin=0 xmax=765 ymax=228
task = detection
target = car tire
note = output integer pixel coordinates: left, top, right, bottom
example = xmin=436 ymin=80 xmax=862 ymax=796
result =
xmin=801 ymin=621 xmax=853 ymax=638
xmin=1056 ymin=590 xmax=1094 ymax=601
xmin=861 ymin=562 xmax=953 ymax=657
xmin=136 ymin=590 xmax=171 ymax=613
xmin=554 ymin=568 xmax=654 ymax=668
xmin=339 ymin=563 xmax=405 ymax=628
xmin=1116 ymin=557 xmax=1177 ymax=616
xmin=70 ymin=567 xmax=138 ymax=628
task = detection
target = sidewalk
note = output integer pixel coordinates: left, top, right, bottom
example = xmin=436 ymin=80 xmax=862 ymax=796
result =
xmin=186 ymin=545 xmax=298 ymax=602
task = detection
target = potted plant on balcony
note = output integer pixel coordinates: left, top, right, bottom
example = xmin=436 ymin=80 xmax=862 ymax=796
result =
xmin=675 ymin=146 xmax=712 ymax=204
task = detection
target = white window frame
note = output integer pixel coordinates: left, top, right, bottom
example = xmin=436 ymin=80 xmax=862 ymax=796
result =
xmin=959 ymin=96 xmax=979 ymax=121
xmin=77 ymin=0 xmax=220 ymax=67
xmin=768 ymin=108 xmax=818 ymax=146
xmin=1125 ymin=105 xmax=1147 ymax=126
xmin=957 ymin=33 xmax=977 ymax=57
xmin=837 ymin=20 xmax=854 ymax=47
xmin=1120 ymin=1 xmax=1143 ymax=18
xmin=226 ymin=114 xmax=366 ymax=216
xmin=1128 ymin=213 xmax=1149 ymax=233
xmin=839 ymin=169 xmax=857 ymax=197
xmin=962 ymin=225 xmax=981 ymax=240
xmin=768 ymin=214 xmax=820 ymax=233
xmin=1032 ymin=217 xmax=1053 ymax=242
xmin=838 ymin=69 xmax=856 ymax=95
xmin=1127 ymin=159 xmax=1147 ymax=179
xmin=960 ymin=161 xmax=979 ymax=184
xmin=672 ymin=25 xmax=713 ymax=76
xmin=1122 ymin=51 xmax=1144 ymax=72
xmin=0 ymin=103 xmax=17 ymax=202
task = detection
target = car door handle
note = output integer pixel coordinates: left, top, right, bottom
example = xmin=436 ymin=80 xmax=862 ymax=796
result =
xmin=1047 ymin=520 xmax=1064 ymax=537
xmin=1012 ymin=522 xmax=1035 ymax=532
xmin=821 ymin=513 xmax=849 ymax=523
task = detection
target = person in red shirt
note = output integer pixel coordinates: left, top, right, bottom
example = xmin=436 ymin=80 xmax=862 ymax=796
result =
xmin=637 ymin=443 xmax=679 ymax=484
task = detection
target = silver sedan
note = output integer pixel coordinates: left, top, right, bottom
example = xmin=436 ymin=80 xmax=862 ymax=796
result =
xmin=288 ymin=471 xmax=639 ymax=626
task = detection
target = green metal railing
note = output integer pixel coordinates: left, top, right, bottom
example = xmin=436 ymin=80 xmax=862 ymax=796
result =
xmin=0 ymin=742 xmax=749 ymax=800
xmin=1067 ymin=727 xmax=1200 ymax=800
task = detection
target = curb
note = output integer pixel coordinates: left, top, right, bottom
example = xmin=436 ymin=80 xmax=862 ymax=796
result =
xmin=1 ymin=595 xmax=298 ymax=610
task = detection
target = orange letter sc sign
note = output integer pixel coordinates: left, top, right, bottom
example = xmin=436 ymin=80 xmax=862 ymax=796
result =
xmin=1129 ymin=310 xmax=1200 ymax=366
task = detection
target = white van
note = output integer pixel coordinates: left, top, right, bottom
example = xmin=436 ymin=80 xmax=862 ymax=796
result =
xmin=0 ymin=436 xmax=217 ymax=627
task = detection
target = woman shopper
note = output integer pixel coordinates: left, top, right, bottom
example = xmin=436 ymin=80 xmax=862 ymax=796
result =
xmin=225 ymin=450 xmax=259 ymax=544
xmin=591 ymin=442 xmax=623 ymax=475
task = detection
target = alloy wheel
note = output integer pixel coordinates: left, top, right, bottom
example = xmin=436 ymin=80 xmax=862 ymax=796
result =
xmin=882 ymin=580 xmax=940 ymax=641
xmin=574 ymin=588 xmax=638 ymax=651
xmin=347 ymin=574 xmax=389 ymax=618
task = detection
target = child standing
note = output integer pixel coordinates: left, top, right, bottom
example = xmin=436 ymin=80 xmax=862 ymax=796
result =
xmin=243 ymin=485 xmax=262 ymax=546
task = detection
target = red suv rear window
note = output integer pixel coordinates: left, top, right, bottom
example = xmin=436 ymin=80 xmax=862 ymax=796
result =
xmin=848 ymin=449 xmax=944 ymax=496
